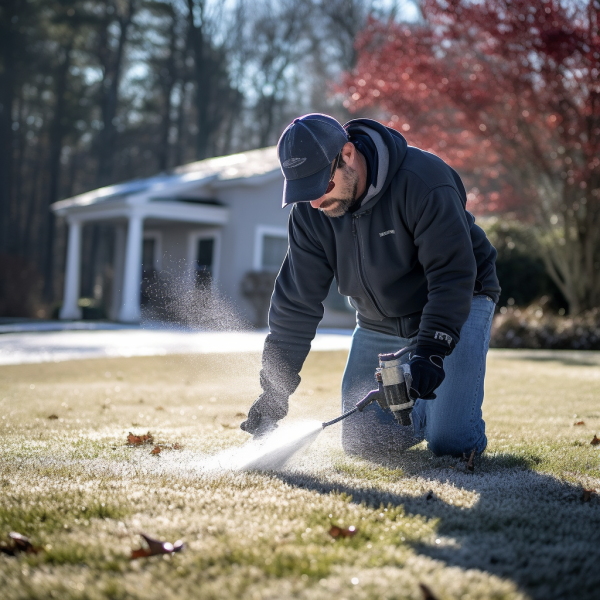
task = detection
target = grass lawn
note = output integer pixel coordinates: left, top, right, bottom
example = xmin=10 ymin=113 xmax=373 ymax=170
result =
xmin=0 ymin=349 xmax=599 ymax=600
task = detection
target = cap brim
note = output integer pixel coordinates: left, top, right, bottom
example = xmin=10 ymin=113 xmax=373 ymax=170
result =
xmin=281 ymin=163 xmax=331 ymax=208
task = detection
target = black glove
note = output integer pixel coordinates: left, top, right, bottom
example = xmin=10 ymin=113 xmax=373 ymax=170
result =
xmin=240 ymin=337 xmax=304 ymax=438
xmin=407 ymin=345 xmax=446 ymax=400
xmin=240 ymin=392 xmax=288 ymax=439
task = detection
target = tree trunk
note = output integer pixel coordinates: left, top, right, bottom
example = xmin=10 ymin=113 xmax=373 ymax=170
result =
xmin=157 ymin=12 xmax=178 ymax=172
xmin=95 ymin=0 xmax=136 ymax=187
xmin=43 ymin=39 xmax=74 ymax=302
xmin=173 ymin=79 xmax=189 ymax=167
xmin=186 ymin=0 xmax=210 ymax=160
xmin=0 ymin=0 xmax=19 ymax=254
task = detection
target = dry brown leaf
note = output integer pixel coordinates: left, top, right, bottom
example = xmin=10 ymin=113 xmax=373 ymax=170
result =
xmin=0 ymin=532 xmax=42 ymax=556
xmin=591 ymin=435 xmax=600 ymax=446
xmin=582 ymin=489 xmax=595 ymax=502
xmin=150 ymin=446 xmax=161 ymax=455
xmin=127 ymin=432 xmax=154 ymax=446
xmin=47 ymin=414 xmax=58 ymax=420
xmin=574 ymin=421 xmax=585 ymax=426
xmin=130 ymin=533 xmax=184 ymax=559
xmin=156 ymin=406 xmax=164 ymax=411
xmin=419 ymin=582 xmax=439 ymax=600
xmin=328 ymin=525 xmax=357 ymax=539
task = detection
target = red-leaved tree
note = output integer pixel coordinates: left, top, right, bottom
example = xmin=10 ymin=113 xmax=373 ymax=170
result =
xmin=342 ymin=0 xmax=600 ymax=314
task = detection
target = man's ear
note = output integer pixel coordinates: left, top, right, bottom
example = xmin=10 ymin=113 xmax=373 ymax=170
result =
xmin=341 ymin=141 xmax=356 ymax=167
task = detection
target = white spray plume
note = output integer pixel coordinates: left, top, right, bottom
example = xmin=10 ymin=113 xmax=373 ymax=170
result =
xmin=199 ymin=420 xmax=323 ymax=472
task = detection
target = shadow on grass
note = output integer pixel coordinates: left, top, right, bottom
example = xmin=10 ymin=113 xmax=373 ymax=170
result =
xmin=494 ymin=349 xmax=600 ymax=368
xmin=275 ymin=449 xmax=600 ymax=600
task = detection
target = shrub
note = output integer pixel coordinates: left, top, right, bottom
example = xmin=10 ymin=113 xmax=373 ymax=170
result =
xmin=240 ymin=271 xmax=277 ymax=328
xmin=491 ymin=303 xmax=600 ymax=350
xmin=0 ymin=253 xmax=45 ymax=318
xmin=482 ymin=218 xmax=567 ymax=311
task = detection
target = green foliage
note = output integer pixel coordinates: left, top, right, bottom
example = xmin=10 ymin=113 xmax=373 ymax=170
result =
xmin=482 ymin=218 xmax=567 ymax=310
xmin=0 ymin=496 xmax=126 ymax=536
xmin=491 ymin=306 xmax=600 ymax=350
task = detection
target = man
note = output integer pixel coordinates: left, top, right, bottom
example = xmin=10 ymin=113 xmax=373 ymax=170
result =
xmin=241 ymin=113 xmax=500 ymax=461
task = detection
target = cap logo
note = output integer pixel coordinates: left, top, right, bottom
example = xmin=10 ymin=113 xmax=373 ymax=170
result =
xmin=282 ymin=157 xmax=307 ymax=168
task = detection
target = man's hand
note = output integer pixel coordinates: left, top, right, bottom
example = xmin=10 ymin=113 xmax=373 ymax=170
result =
xmin=407 ymin=346 xmax=446 ymax=400
xmin=240 ymin=392 xmax=287 ymax=439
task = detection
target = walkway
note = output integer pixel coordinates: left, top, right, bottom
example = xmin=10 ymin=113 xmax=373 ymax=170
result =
xmin=0 ymin=326 xmax=353 ymax=365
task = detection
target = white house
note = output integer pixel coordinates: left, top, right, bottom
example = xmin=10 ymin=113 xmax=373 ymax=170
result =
xmin=51 ymin=146 xmax=355 ymax=328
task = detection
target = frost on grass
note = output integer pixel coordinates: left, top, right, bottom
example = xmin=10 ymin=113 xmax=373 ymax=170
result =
xmin=199 ymin=420 xmax=323 ymax=472
xmin=1 ymin=352 xmax=600 ymax=599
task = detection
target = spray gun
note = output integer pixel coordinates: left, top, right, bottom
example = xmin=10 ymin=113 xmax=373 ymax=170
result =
xmin=322 ymin=345 xmax=416 ymax=429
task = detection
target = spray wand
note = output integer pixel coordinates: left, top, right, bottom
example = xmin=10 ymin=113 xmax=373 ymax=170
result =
xmin=322 ymin=345 xmax=416 ymax=429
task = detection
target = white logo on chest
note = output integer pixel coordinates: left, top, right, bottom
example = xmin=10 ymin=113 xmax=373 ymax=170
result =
xmin=379 ymin=229 xmax=395 ymax=237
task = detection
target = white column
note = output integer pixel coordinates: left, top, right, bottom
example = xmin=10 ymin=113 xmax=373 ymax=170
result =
xmin=109 ymin=224 xmax=126 ymax=321
xmin=59 ymin=219 xmax=83 ymax=320
xmin=118 ymin=214 xmax=143 ymax=323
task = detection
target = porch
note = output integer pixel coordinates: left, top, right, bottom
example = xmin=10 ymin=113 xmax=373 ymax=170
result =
xmin=53 ymin=198 xmax=229 ymax=323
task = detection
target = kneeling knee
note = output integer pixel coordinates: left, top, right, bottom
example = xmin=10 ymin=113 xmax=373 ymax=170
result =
xmin=428 ymin=433 xmax=473 ymax=458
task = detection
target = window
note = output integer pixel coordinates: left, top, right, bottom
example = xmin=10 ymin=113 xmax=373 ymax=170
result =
xmin=262 ymin=235 xmax=288 ymax=271
xmin=254 ymin=226 xmax=288 ymax=272
xmin=142 ymin=239 xmax=156 ymax=275
xmin=195 ymin=237 xmax=215 ymax=287
xmin=142 ymin=231 xmax=162 ymax=274
xmin=188 ymin=229 xmax=221 ymax=288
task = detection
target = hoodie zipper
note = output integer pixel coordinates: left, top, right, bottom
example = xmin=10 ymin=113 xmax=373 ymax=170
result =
xmin=352 ymin=214 xmax=386 ymax=319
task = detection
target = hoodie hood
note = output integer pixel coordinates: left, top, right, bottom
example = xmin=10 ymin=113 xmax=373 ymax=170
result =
xmin=344 ymin=118 xmax=408 ymax=213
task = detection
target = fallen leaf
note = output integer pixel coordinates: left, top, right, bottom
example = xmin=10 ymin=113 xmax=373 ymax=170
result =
xmin=574 ymin=421 xmax=585 ymax=426
xmin=0 ymin=532 xmax=42 ymax=556
xmin=47 ymin=414 xmax=59 ymax=420
xmin=591 ymin=435 xmax=600 ymax=446
xmin=130 ymin=533 xmax=184 ymax=559
xmin=462 ymin=450 xmax=475 ymax=472
xmin=329 ymin=525 xmax=357 ymax=538
xmin=419 ymin=582 xmax=439 ymax=600
xmin=127 ymin=431 xmax=154 ymax=446
xmin=582 ymin=489 xmax=595 ymax=502
xmin=172 ymin=443 xmax=181 ymax=450
xmin=150 ymin=446 xmax=161 ymax=455
xmin=156 ymin=406 xmax=164 ymax=411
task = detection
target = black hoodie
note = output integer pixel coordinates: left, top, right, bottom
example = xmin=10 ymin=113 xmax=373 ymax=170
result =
xmin=258 ymin=119 xmax=500 ymax=408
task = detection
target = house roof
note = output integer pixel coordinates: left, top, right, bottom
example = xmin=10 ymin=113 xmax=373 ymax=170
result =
xmin=51 ymin=146 xmax=281 ymax=212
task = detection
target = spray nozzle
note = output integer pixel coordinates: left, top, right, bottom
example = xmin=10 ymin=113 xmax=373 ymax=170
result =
xmin=322 ymin=345 xmax=417 ymax=429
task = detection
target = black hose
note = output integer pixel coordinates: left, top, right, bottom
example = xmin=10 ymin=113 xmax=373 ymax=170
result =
xmin=322 ymin=407 xmax=357 ymax=428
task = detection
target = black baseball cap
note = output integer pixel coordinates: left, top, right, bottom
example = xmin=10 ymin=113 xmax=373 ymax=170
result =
xmin=277 ymin=113 xmax=348 ymax=208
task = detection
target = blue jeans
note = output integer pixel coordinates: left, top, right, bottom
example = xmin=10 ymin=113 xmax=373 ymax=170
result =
xmin=341 ymin=295 xmax=495 ymax=460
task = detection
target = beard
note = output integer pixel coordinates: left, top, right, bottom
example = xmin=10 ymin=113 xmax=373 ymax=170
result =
xmin=318 ymin=164 xmax=359 ymax=218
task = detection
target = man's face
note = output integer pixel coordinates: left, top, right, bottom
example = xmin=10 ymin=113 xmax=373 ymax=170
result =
xmin=309 ymin=159 xmax=359 ymax=218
